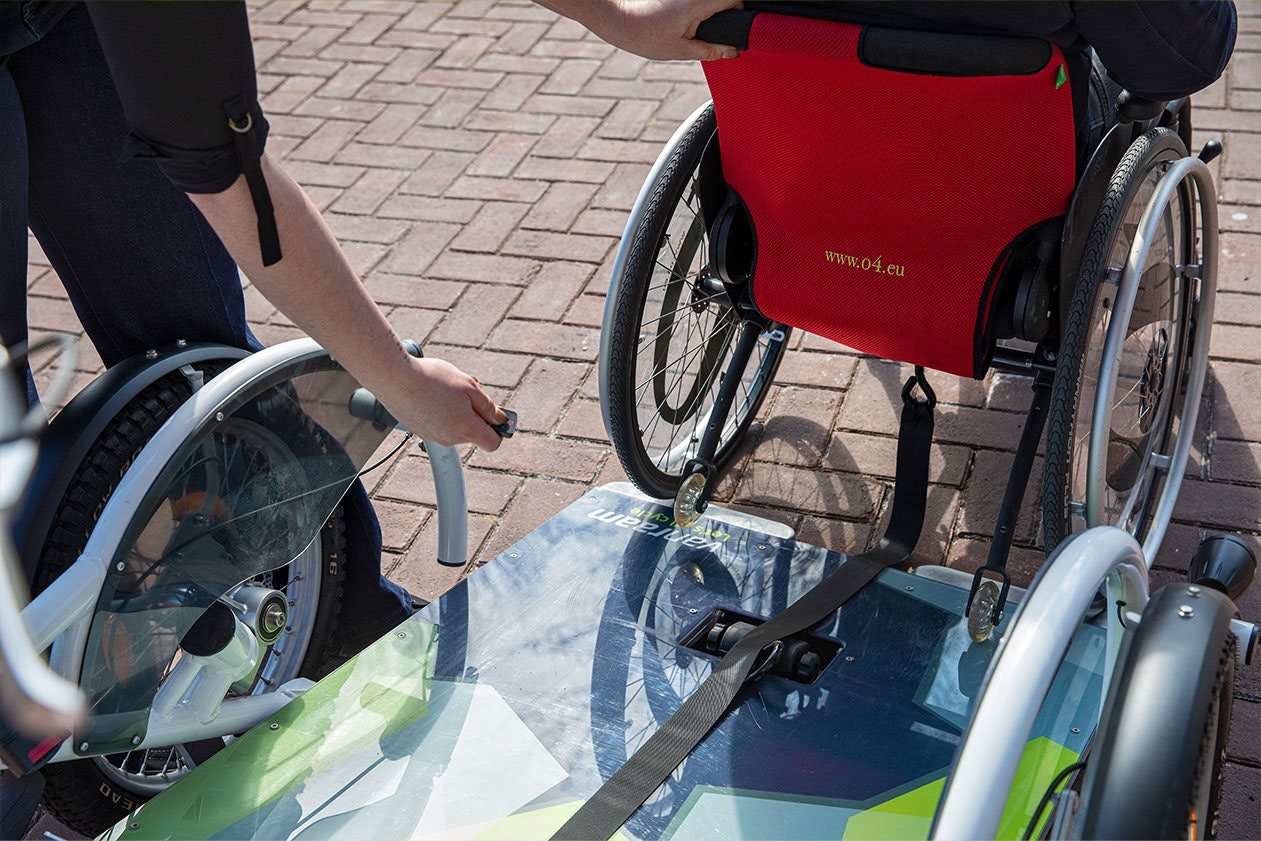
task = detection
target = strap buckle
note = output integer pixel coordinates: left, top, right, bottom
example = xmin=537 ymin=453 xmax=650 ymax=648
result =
xmin=743 ymin=640 xmax=783 ymax=686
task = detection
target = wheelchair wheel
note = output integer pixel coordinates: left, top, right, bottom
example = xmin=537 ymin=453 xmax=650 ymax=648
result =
xmin=33 ymin=367 xmax=349 ymax=836
xmin=1079 ymin=584 xmax=1236 ymax=840
xmin=602 ymin=103 xmax=789 ymax=499
xmin=1043 ymin=128 xmax=1204 ymax=551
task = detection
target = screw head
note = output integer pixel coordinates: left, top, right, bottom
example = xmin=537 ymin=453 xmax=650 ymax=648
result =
xmin=215 ymin=411 xmax=225 ymax=422
xmin=1071 ymin=727 xmax=1081 ymax=734
xmin=116 ymin=561 xmax=126 ymax=571
xmin=688 ymin=608 xmax=697 ymax=615
xmin=145 ymin=349 xmax=158 ymax=359
xmin=397 ymin=631 xmax=407 ymax=638
xmin=131 ymin=734 xmax=142 ymax=745
xmin=176 ymin=339 xmax=188 ymax=347
xmin=269 ymin=723 xmax=279 ymax=730
xmin=845 ymin=655 xmax=855 ymax=662
xmin=79 ymin=741 xmax=90 ymax=752
xmin=1178 ymin=605 xmax=1195 ymax=618
xmin=1187 ymin=585 xmax=1202 ymax=596
xmin=130 ymin=822 xmax=140 ymax=831
xmin=905 ymin=585 xmax=914 ymax=591
xmin=508 ymin=551 xmax=520 ymax=559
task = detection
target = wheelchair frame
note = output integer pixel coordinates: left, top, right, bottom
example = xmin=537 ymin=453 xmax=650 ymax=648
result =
xmin=7 ymin=338 xmax=469 ymax=768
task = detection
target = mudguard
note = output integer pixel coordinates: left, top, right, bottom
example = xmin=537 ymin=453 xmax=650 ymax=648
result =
xmin=13 ymin=342 xmax=249 ymax=584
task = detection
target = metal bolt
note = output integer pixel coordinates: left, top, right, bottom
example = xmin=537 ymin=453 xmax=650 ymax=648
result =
xmin=215 ymin=411 xmax=225 ymax=422
xmin=116 ymin=561 xmax=126 ymax=571
xmin=79 ymin=741 xmax=90 ymax=752
xmin=269 ymin=723 xmax=279 ymax=730
xmin=688 ymin=608 xmax=697 ymax=615
xmin=1187 ymin=585 xmax=1202 ymax=597
xmin=397 ymin=631 xmax=407 ymax=638
xmin=130 ymin=822 xmax=140 ymax=831
xmin=176 ymin=339 xmax=188 ymax=347
xmin=845 ymin=655 xmax=855 ymax=662
xmin=145 ymin=349 xmax=158 ymax=359
xmin=131 ymin=735 xmax=142 ymax=746
xmin=1071 ymin=727 xmax=1081 ymax=734
xmin=905 ymin=585 xmax=914 ymax=591
xmin=508 ymin=551 xmax=520 ymax=559
xmin=756 ymin=543 xmax=767 ymax=551
xmin=1178 ymin=605 xmax=1195 ymax=618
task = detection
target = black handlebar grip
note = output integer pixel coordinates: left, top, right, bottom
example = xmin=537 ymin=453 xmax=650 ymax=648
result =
xmin=695 ymin=9 xmax=757 ymax=50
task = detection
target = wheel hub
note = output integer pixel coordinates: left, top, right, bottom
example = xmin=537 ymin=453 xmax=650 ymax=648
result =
xmin=1137 ymin=327 xmax=1170 ymax=435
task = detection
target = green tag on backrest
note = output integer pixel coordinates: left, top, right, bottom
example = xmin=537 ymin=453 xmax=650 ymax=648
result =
xmin=1055 ymin=64 xmax=1067 ymax=90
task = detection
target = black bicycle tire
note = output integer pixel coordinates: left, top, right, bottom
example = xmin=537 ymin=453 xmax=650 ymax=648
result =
xmin=1042 ymin=128 xmax=1189 ymax=551
xmin=605 ymin=104 xmax=789 ymax=500
xmin=35 ymin=368 xmax=349 ymax=836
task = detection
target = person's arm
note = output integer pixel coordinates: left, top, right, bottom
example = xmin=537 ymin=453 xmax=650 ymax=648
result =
xmin=86 ymin=1 xmax=504 ymax=451
xmin=536 ymin=0 xmax=742 ymax=61
xmin=189 ymin=158 xmax=504 ymax=450
xmin=1073 ymin=0 xmax=1237 ymax=101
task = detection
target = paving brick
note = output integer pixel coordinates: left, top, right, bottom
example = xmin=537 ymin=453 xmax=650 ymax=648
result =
xmin=1210 ymin=438 xmax=1261 ymax=484
xmin=1175 ymin=479 xmax=1261 ymax=531
xmin=502 ymin=229 xmax=614 ymax=263
xmin=539 ymin=58 xmax=600 ymax=95
xmin=556 ymin=398 xmax=607 ymax=441
xmin=377 ymin=194 xmax=481 ymax=224
xmin=489 ymin=318 xmax=597 ymax=360
xmin=1212 ymin=360 xmax=1261 ymax=441
xmin=563 ymin=293 xmax=605 ymax=327
xmin=294 ymin=95 xmax=384 ymax=121
xmin=776 ymin=350 xmax=856 ymax=391
xmin=469 ymin=432 xmax=607 ymax=482
xmin=465 ymin=133 xmax=537 ymax=177
xmin=445 ymin=174 xmax=549 ymax=203
xmin=379 ymin=221 xmax=460 ymax=275
xmin=944 ymin=537 xmax=1045 ymax=588
xmin=399 ymin=150 xmax=477 ymax=195
xmin=356 ymin=103 xmax=425 ymax=144
xmin=516 ymin=155 xmax=614 ymax=184
xmin=750 ymin=387 xmax=842 ymax=468
xmin=379 ymin=456 xmax=522 ymax=514
xmin=331 ymin=167 xmax=409 ymax=215
xmin=956 ymin=449 xmax=1044 ymax=545
xmin=734 ymin=461 xmax=884 ymax=520
xmin=509 ymin=261 xmax=595 ymax=320
xmin=826 ymin=431 xmax=971 ymax=487
xmin=364 ymin=274 xmax=464 ymax=310
xmin=392 ymin=513 xmax=496 ymax=597
xmin=795 ymin=516 xmax=872 ymax=557
xmin=1212 ymin=324 xmax=1261 ymax=362
xmin=431 ymin=283 xmax=520 ymax=346
xmin=1219 ymin=233 xmax=1260 ymax=294
xmin=1218 ymin=763 xmax=1261 ymax=841
xmin=478 ymin=477 xmax=589 ymax=559
xmin=325 ymin=212 xmax=409 ymax=244
xmin=500 ymin=357 xmax=587 ymax=432
xmin=520 ymin=182 xmax=598 ymax=232
xmin=358 ymin=80 xmax=442 ymax=105
xmin=450 ymin=201 xmax=530 ymax=252
xmin=428 ymin=251 xmax=541 ymax=285
xmin=571 ymin=208 xmax=627 ymax=238
xmin=386 ymin=305 xmax=443 ymax=345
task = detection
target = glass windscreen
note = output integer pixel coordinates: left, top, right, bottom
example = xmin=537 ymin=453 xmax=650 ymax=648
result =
xmin=76 ymin=364 xmax=393 ymax=753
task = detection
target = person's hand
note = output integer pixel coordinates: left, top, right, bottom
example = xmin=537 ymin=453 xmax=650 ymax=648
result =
xmin=374 ymin=355 xmax=508 ymax=452
xmin=542 ymin=0 xmax=743 ymax=62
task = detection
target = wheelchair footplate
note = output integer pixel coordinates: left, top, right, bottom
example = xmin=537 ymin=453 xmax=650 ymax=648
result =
xmin=103 ymin=485 xmax=1106 ymax=841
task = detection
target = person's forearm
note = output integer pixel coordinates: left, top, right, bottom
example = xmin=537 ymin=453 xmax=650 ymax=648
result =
xmin=188 ymin=155 xmax=411 ymax=394
xmin=535 ymin=0 xmax=740 ymax=62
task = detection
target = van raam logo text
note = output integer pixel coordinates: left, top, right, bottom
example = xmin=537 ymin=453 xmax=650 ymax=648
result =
xmin=823 ymin=250 xmax=906 ymax=277
xmin=586 ymin=506 xmax=732 ymax=551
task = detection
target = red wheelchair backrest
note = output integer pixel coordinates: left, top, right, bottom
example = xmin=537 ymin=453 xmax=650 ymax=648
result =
xmin=703 ymin=14 xmax=1077 ymax=377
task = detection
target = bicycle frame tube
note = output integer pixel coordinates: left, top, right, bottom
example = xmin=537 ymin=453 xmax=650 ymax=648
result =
xmin=17 ymin=338 xmax=468 ymax=756
xmin=931 ymin=526 xmax=1149 ymax=840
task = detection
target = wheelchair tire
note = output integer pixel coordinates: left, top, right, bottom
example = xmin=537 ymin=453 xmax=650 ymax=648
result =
xmin=1079 ymin=584 xmax=1236 ymax=840
xmin=603 ymin=103 xmax=789 ymax=499
xmin=33 ymin=366 xmax=350 ymax=837
xmin=1043 ymin=128 xmax=1194 ymax=551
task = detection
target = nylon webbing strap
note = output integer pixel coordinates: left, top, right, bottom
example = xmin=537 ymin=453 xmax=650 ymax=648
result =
xmin=554 ymin=373 xmax=935 ymax=841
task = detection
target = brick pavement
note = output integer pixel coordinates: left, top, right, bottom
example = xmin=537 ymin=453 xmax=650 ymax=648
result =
xmin=20 ymin=1 xmax=1261 ymax=835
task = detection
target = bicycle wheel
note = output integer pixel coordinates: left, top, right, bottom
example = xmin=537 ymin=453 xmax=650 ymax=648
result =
xmin=1079 ymin=584 xmax=1236 ymax=840
xmin=35 ymin=368 xmax=349 ymax=836
xmin=1043 ymin=128 xmax=1200 ymax=551
xmin=602 ymin=103 xmax=789 ymax=500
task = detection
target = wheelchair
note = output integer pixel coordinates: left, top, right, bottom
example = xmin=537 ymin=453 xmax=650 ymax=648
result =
xmin=599 ymin=7 xmax=1219 ymax=626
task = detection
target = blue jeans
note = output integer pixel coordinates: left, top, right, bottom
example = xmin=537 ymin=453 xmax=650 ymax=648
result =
xmin=0 ymin=2 xmax=411 ymax=641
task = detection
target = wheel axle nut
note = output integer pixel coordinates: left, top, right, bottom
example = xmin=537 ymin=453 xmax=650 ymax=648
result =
xmin=1178 ymin=605 xmax=1195 ymax=618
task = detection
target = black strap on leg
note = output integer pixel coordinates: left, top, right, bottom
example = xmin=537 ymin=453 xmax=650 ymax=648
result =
xmin=225 ymin=96 xmax=282 ymax=267
xmin=553 ymin=368 xmax=936 ymax=841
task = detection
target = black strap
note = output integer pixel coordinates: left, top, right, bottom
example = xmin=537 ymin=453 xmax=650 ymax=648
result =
xmin=225 ymin=96 xmax=283 ymax=267
xmin=554 ymin=370 xmax=935 ymax=841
